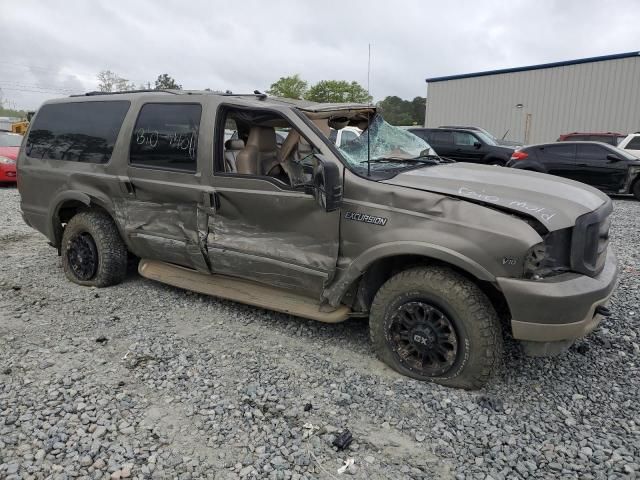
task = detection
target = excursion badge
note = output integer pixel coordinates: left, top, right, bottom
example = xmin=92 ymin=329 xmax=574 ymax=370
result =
xmin=344 ymin=211 xmax=388 ymax=226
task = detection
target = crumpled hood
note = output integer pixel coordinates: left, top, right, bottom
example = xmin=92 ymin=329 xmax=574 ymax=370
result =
xmin=383 ymin=163 xmax=609 ymax=230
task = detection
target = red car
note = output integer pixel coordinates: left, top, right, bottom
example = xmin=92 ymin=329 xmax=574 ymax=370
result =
xmin=557 ymin=131 xmax=626 ymax=146
xmin=0 ymin=132 xmax=22 ymax=183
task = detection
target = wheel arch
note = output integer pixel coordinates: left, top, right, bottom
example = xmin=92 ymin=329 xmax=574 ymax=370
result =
xmin=328 ymin=247 xmax=511 ymax=329
xmin=49 ymin=191 xmax=121 ymax=248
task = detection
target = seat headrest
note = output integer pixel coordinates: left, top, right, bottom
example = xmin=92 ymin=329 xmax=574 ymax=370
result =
xmin=246 ymin=127 xmax=277 ymax=151
xmin=227 ymin=139 xmax=245 ymax=150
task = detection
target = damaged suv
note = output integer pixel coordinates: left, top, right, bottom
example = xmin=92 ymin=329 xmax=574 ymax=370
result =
xmin=18 ymin=91 xmax=618 ymax=389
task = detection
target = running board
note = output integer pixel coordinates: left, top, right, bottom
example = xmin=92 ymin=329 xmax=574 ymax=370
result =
xmin=138 ymin=259 xmax=351 ymax=323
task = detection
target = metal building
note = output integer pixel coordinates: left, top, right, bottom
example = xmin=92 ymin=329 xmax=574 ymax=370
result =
xmin=425 ymin=51 xmax=640 ymax=145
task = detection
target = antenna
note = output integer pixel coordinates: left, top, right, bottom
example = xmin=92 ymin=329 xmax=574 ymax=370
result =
xmin=367 ymin=43 xmax=372 ymax=176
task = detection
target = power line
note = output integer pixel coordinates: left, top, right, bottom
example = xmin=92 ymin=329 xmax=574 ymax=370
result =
xmin=0 ymin=82 xmax=79 ymax=93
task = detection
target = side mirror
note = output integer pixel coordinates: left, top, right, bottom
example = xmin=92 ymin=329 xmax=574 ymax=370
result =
xmin=606 ymin=153 xmax=621 ymax=162
xmin=312 ymin=156 xmax=342 ymax=212
xmin=473 ymin=141 xmax=482 ymax=149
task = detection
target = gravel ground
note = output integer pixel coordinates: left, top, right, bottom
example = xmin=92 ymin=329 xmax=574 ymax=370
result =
xmin=0 ymin=185 xmax=639 ymax=480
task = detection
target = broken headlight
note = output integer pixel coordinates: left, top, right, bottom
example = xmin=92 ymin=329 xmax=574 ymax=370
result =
xmin=523 ymin=228 xmax=572 ymax=279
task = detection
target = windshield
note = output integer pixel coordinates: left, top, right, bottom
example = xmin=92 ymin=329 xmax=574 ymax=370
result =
xmin=0 ymin=133 xmax=23 ymax=147
xmin=337 ymin=114 xmax=435 ymax=175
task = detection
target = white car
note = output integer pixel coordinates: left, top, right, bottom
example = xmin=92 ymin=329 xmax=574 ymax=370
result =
xmin=330 ymin=126 xmax=361 ymax=147
xmin=617 ymin=133 xmax=640 ymax=158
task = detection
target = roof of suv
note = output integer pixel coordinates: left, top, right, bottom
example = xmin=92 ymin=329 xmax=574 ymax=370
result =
xmin=66 ymin=90 xmax=373 ymax=114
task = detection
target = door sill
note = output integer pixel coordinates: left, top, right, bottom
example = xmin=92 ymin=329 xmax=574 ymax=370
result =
xmin=138 ymin=259 xmax=350 ymax=323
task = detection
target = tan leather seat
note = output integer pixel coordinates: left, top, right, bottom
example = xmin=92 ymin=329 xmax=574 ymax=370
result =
xmin=235 ymin=127 xmax=278 ymax=175
xmin=224 ymin=139 xmax=245 ymax=173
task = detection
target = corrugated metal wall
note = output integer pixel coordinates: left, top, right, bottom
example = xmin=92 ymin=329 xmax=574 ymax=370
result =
xmin=425 ymin=56 xmax=640 ymax=145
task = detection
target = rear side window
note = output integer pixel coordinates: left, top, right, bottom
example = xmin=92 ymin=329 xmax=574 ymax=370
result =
xmin=431 ymin=130 xmax=453 ymax=145
xmin=129 ymin=103 xmax=201 ymax=172
xmin=25 ymin=101 xmax=130 ymax=163
xmin=540 ymin=144 xmax=575 ymax=159
xmin=625 ymin=137 xmax=640 ymax=150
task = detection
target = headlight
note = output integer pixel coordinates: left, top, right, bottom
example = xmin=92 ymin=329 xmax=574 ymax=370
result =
xmin=523 ymin=228 xmax=572 ymax=279
xmin=0 ymin=156 xmax=16 ymax=165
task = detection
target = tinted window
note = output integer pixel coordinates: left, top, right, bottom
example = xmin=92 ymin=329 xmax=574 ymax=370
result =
xmin=577 ymin=144 xmax=608 ymax=162
xmin=541 ymin=144 xmax=575 ymax=158
xmin=453 ymin=132 xmax=476 ymax=146
xmin=130 ymin=103 xmax=201 ymax=172
xmin=625 ymin=137 xmax=640 ymax=150
xmin=25 ymin=101 xmax=129 ymax=163
xmin=431 ymin=131 xmax=453 ymax=145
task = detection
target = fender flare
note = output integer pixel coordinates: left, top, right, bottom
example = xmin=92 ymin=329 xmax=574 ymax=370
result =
xmin=323 ymin=241 xmax=496 ymax=306
xmin=48 ymin=191 xmax=118 ymax=245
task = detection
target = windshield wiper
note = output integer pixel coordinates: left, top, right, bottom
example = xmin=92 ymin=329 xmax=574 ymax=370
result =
xmin=417 ymin=154 xmax=456 ymax=163
xmin=360 ymin=156 xmax=440 ymax=165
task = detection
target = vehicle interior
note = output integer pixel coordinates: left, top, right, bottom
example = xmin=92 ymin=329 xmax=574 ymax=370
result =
xmin=218 ymin=107 xmax=373 ymax=186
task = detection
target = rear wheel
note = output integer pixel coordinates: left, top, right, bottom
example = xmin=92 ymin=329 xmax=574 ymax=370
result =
xmin=488 ymin=159 xmax=505 ymax=166
xmin=369 ymin=266 xmax=502 ymax=389
xmin=61 ymin=211 xmax=127 ymax=287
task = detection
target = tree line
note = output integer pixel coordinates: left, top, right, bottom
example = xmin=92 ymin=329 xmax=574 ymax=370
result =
xmin=96 ymin=71 xmax=182 ymax=92
xmin=96 ymin=71 xmax=426 ymax=126
xmin=267 ymin=74 xmax=425 ymax=126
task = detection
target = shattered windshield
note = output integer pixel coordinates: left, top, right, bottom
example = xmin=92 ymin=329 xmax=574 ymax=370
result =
xmin=337 ymin=114 xmax=437 ymax=176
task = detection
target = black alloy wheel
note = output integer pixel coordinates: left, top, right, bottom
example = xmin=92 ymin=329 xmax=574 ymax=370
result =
xmin=387 ymin=300 xmax=458 ymax=377
xmin=66 ymin=232 xmax=99 ymax=281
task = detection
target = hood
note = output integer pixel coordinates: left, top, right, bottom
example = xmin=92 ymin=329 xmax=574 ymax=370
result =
xmin=0 ymin=146 xmax=19 ymax=160
xmin=383 ymin=163 xmax=608 ymax=231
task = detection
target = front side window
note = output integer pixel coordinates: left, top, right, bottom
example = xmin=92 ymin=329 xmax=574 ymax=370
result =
xmin=25 ymin=101 xmax=129 ymax=163
xmin=453 ymin=132 xmax=476 ymax=146
xmin=129 ymin=103 xmax=201 ymax=172
xmin=217 ymin=107 xmax=319 ymax=188
xmin=576 ymin=144 xmax=607 ymax=162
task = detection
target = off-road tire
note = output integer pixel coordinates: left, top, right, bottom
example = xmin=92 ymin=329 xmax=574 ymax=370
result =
xmin=632 ymin=179 xmax=640 ymax=201
xmin=369 ymin=266 xmax=502 ymax=390
xmin=61 ymin=210 xmax=127 ymax=287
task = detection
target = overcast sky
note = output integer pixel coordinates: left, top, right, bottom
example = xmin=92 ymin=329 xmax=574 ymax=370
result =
xmin=2 ymin=0 xmax=640 ymax=110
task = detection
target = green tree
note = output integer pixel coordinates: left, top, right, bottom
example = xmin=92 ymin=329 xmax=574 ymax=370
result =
xmin=267 ymin=74 xmax=308 ymax=99
xmin=376 ymin=95 xmax=426 ymax=126
xmin=305 ymin=80 xmax=372 ymax=104
xmin=155 ymin=74 xmax=182 ymax=90
xmin=97 ymin=70 xmax=135 ymax=92
xmin=411 ymin=96 xmax=426 ymax=126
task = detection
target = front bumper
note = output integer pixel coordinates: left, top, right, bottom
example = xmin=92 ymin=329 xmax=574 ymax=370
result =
xmin=497 ymin=247 xmax=618 ymax=342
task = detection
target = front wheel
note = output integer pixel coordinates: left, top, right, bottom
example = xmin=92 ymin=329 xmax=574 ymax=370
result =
xmin=369 ymin=267 xmax=502 ymax=389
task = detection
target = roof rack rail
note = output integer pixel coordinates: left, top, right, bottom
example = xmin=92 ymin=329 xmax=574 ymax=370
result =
xmin=70 ymin=89 xmax=180 ymax=97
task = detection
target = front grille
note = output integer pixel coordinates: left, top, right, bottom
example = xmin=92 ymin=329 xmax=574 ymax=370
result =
xmin=570 ymin=200 xmax=612 ymax=277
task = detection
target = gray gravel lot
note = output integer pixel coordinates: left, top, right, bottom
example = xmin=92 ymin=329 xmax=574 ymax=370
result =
xmin=1 ymin=185 xmax=639 ymax=480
